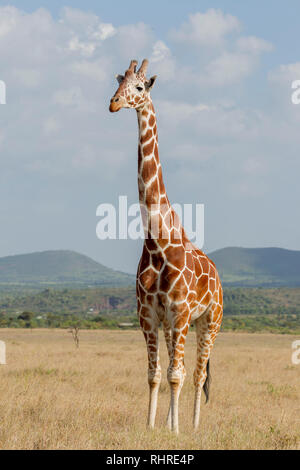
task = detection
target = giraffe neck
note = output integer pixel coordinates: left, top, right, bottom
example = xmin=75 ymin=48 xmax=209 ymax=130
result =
xmin=137 ymin=101 xmax=180 ymax=243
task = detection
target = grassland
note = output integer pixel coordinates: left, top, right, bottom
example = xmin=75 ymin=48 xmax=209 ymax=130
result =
xmin=0 ymin=329 xmax=299 ymax=450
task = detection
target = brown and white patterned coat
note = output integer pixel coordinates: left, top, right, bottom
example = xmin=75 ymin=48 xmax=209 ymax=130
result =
xmin=109 ymin=59 xmax=223 ymax=433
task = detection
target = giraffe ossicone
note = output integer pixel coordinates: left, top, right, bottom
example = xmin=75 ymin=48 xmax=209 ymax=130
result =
xmin=109 ymin=59 xmax=223 ymax=434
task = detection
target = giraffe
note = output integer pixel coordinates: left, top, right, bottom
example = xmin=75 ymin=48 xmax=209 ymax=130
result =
xmin=109 ymin=59 xmax=223 ymax=434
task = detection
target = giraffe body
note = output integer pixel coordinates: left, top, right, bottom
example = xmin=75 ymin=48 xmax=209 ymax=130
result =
xmin=110 ymin=60 xmax=223 ymax=433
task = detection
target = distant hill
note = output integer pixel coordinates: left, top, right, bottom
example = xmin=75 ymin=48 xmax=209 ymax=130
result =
xmin=0 ymin=246 xmax=299 ymax=290
xmin=0 ymin=250 xmax=134 ymax=288
xmin=209 ymin=247 xmax=300 ymax=287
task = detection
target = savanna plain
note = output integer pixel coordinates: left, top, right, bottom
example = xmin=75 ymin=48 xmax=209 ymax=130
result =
xmin=0 ymin=328 xmax=299 ymax=450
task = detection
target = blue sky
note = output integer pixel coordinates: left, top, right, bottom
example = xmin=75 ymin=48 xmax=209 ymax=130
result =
xmin=0 ymin=1 xmax=299 ymax=273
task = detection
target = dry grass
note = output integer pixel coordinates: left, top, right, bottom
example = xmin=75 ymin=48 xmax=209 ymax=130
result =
xmin=0 ymin=328 xmax=299 ymax=450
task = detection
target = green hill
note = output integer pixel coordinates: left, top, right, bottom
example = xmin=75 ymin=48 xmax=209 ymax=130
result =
xmin=209 ymin=247 xmax=300 ymax=286
xmin=0 ymin=246 xmax=299 ymax=290
xmin=0 ymin=250 xmax=134 ymax=288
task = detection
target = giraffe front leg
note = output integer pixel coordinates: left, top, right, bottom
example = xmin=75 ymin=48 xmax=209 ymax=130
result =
xmin=163 ymin=320 xmax=173 ymax=429
xmin=146 ymin=330 xmax=161 ymax=429
xmin=140 ymin=312 xmax=161 ymax=429
xmin=168 ymin=376 xmax=183 ymax=434
xmin=167 ymin=318 xmax=188 ymax=434
xmin=164 ymin=320 xmax=185 ymax=432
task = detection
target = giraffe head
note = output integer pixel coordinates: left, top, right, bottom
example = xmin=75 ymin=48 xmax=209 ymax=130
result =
xmin=109 ymin=59 xmax=157 ymax=113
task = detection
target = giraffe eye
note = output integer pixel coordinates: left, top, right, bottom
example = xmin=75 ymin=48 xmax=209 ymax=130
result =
xmin=136 ymin=86 xmax=143 ymax=92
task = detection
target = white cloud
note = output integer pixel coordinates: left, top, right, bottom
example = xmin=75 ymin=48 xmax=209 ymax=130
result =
xmin=93 ymin=23 xmax=116 ymax=41
xmin=237 ymin=36 xmax=273 ymax=54
xmin=151 ymin=40 xmax=171 ymax=63
xmin=157 ymin=100 xmax=210 ymax=124
xmin=116 ymin=23 xmax=153 ymax=58
xmin=157 ymin=99 xmax=261 ymax=144
xmin=150 ymin=41 xmax=176 ymax=81
xmin=12 ymin=68 xmax=41 ymax=88
xmin=243 ymin=158 xmax=267 ymax=175
xmin=204 ymin=52 xmax=254 ymax=85
xmin=60 ymin=7 xmax=99 ymax=29
xmin=72 ymin=144 xmax=97 ymax=169
xmin=60 ymin=7 xmax=116 ymax=59
xmin=53 ymin=86 xmax=84 ymax=107
xmin=0 ymin=6 xmax=20 ymax=37
xmin=166 ymin=11 xmax=272 ymax=88
xmin=43 ymin=116 xmax=61 ymax=136
xmin=269 ymin=62 xmax=300 ymax=83
xmin=68 ymin=36 xmax=96 ymax=57
xmin=169 ymin=9 xmax=240 ymax=46
xmin=69 ymin=59 xmax=110 ymax=81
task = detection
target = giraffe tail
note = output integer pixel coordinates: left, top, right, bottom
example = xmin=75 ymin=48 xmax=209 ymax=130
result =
xmin=203 ymin=359 xmax=211 ymax=403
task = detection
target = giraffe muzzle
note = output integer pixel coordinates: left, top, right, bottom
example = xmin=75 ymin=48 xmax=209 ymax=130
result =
xmin=109 ymin=96 xmax=123 ymax=113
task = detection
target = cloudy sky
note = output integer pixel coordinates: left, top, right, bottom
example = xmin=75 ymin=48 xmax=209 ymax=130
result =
xmin=0 ymin=0 xmax=299 ymax=274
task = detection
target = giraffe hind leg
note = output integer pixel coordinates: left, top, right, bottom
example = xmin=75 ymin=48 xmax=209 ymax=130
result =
xmin=162 ymin=319 xmax=172 ymax=429
xmin=193 ymin=303 xmax=222 ymax=430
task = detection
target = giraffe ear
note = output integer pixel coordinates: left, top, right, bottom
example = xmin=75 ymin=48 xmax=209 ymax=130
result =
xmin=145 ymin=75 xmax=157 ymax=91
xmin=116 ymin=74 xmax=124 ymax=84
